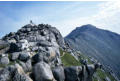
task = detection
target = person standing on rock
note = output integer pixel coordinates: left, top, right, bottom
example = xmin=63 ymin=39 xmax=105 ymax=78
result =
xmin=30 ymin=20 xmax=36 ymax=26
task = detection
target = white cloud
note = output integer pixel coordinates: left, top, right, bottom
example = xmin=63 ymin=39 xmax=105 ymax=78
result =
xmin=92 ymin=1 xmax=120 ymax=31
xmin=58 ymin=1 xmax=120 ymax=37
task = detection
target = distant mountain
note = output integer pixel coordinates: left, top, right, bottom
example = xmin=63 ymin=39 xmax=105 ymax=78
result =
xmin=65 ymin=24 xmax=120 ymax=79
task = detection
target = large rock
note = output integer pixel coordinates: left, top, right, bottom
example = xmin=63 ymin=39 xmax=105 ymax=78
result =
xmin=18 ymin=39 xmax=29 ymax=50
xmin=32 ymin=52 xmax=45 ymax=63
xmin=9 ymin=42 xmax=21 ymax=52
xmin=81 ymin=65 xmax=88 ymax=81
xmin=33 ymin=61 xmax=55 ymax=81
xmin=32 ymin=47 xmax=58 ymax=64
xmin=13 ymin=64 xmax=33 ymax=81
xmin=14 ymin=64 xmax=25 ymax=74
xmin=37 ymin=40 xmax=52 ymax=47
xmin=19 ymin=52 xmax=30 ymax=61
xmin=13 ymin=70 xmax=32 ymax=81
xmin=7 ymin=39 xmax=16 ymax=43
xmin=64 ymin=66 xmax=82 ymax=81
xmin=0 ymin=40 xmax=10 ymax=53
xmin=0 ymin=64 xmax=32 ymax=81
xmin=85 ymin=64 xmax=101 ymax=81
xmin=11 ymin=52 xmax=20 ymax=61
xmin=9 ymin=39 xmax=29 ymax=52
xmin=32 ymin=51 xmax=50 ymax=63
xmin=46 ymin=47 xmax=59 ymax=63
xmin=52 ymin=66 xmax=65 ymax=81
xmin=0 ymin=66 xmax=11 ymax=81
xmin=19 ymin=59 xmax=32 ymax=72
xmin=86 ymin=64 xmax=96 ymax=76
xmin=49 ymin=27 xmax=65 ymax=48
xmin=0 ymin=56 xmax=9 ymax=65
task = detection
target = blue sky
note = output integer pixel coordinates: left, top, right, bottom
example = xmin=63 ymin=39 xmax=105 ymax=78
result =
xmin=0 ymin=1 xmax=120 ymax=38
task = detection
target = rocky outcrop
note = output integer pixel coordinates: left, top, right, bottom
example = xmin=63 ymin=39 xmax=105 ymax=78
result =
xmin=11 ymin=52 xmax=20 ymax=61
xmin=19 ymin=59 xmax=32 ymax=72
xmin=19 ymin=52 xmax=30 ymax=61
xmin=0 ymin=56 xmax=9 ymax=65
xmin=0 ymin=40 xmax=9 ymax=54
xmin=64 ymin=66 xmax=82 ymax=81
xmin=52 ymin=66 xmax=65 ymax=81
xmin=0 ymin=23 xmax=104 ymax=81
xmin=0 ymin=64 xmax=32 ymax=81
xmin=33 ymin=61 xmax=55 ymax=81
xmin=13 ymin=64 xmax=33 ymax=81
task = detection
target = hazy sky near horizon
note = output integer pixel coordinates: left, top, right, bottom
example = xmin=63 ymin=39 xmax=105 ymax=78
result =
xmin=0 ymin=1 xmax=120 ymax=38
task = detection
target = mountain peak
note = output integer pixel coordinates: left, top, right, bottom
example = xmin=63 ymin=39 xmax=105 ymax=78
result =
xmin=76 ymin=24 xmax=97 ymax=31
xmin=81 ymin=24 xmax=96 ymax=27
xmin=66 ymin=24 xmax=97 ymax=38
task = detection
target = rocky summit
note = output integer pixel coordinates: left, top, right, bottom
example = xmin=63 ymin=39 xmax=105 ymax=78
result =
xmin=0 ymin=23 xmax=116 ymax=81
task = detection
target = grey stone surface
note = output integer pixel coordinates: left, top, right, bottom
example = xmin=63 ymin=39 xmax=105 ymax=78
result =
xmin=0 ymin=67 xmax=11 ymax=81
xmin=0 ymin=57 xmax=9 ymax=65
xmin=33 ymin=61 xmax=54 ymax=81
xmin=64 ymin=66 xmax=82 ymax=81
xmin=13 ymin=64 xmax=33 ymax=81
xmin=19 ymin=52 xmax=30 ymax=61
xmin=11 ymin=52 xmax=20 ymax=61
xmin=52 ymin=66 xmax=65 ymax=81
xmin=19 ymin=59 xmax=32 ymax=72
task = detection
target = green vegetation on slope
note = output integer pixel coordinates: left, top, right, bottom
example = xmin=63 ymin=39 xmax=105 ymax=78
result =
xmin=93 ymin=77 xmax=98 ymax=81
xmin=60 ymin=49 xmax=117 ymax=81
xmin=97 ymin=68 xmax=106 ymax=80
xmin=106 ymin=72 xmax=117 ymax=81
xmin=0 ymin=64 xmax=6 ymax=68
xmin=78 ymin=53 xmax=93 ymax=64
xmin=60 ymin=48 xmax=81 ymax=67
xmin=60 ymin=48 xmax=64 ymax=56
xmin=96 ymin=68 xmax=117 ymax=81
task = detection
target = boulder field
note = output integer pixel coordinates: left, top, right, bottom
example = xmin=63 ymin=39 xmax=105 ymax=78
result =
xmin=0 ymin=23 xmax=101 ymax=81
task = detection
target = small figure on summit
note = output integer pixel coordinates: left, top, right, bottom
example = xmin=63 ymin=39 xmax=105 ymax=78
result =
xmin=30 ymin=20 xmax=33 ymax=24
xmin=30 ymin=20 xmax=36 ymax=26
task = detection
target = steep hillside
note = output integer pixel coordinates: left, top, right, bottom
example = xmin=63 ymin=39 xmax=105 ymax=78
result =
xmin=65 ymin=24 xmax=120 ymax=80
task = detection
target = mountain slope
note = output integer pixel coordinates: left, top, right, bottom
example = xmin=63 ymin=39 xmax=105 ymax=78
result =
xmin=65 ymin=24 xmax=120 ymax=79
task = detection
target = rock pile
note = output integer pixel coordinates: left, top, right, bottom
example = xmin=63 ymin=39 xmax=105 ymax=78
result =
xmin=0 ymin=23 xmax=100 ymax=81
